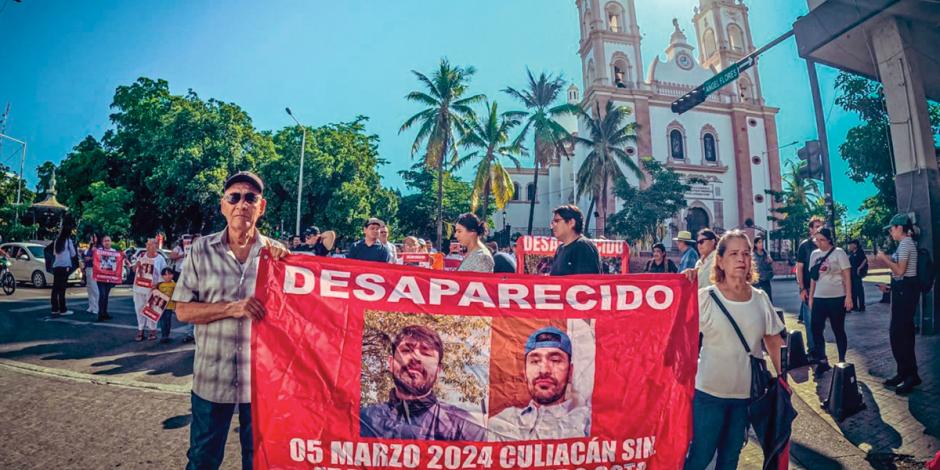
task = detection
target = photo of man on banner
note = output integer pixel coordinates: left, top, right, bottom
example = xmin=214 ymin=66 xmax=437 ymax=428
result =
xmin=360 ymin=325 xmax=486 ymax=441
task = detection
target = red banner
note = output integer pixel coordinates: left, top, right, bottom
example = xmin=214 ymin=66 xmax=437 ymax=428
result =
xmin=92 ymin=249 xmax=124 ymax=284
xmin=253 ymin=254 xmax=697 ymax=470
xmin=514 ymin=236 xmax=631 ymax=275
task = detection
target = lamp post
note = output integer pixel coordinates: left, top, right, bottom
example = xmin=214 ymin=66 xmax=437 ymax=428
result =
xmin=285 ymin=107 xmax=307 ymax=237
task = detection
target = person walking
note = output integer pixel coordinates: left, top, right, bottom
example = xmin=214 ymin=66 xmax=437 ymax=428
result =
xmin=876 ymin=214 xmax=921 ymax=394
xmin=808 ymin=227 xmax=853 ymax=376
xmin=168 ymin=235 xmax=190 ymax=282
xmin=847 ymin=239 xmax=868 ymax=312
xmin=132 ymin=238 xmax=167 ymax=341
xmin=753 ymin=235 xmax=775 ymax=302
xmin=348 ymin=218 xmax=391 ymax=263
xmin=82 ymin=233 xmax=101 ymax=316
xmin=455 ymin=213 xmax=494 ymax=273
xmin=50 ymin=219 xmax=78 ymax=316
xmin=548 ymin=205 xmax=601 ymax=276
xmin=674 ymin=231 xmax=699 ymax=272
xmin=795 ymin=216 xmax=824 ymax=355
xmin=644 ymin=243 xmax=678 ymax=273
xmin=684 ymin=230 xmax=785 ymax=470
xmin=173 ymin=171 xmax=288 ymax=470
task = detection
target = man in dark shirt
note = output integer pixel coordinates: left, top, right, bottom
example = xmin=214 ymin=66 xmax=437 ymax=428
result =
xmin=487 ymin=242 xmax=517 ymax=273
xmin=296 ymin=226 xmax=329 ymax=256
xmin=795 ymin=216 xmax=823 ymax=355
xmin=348 ymin=218 xmax=391 ymax=263
xmin=548 ymin=205 xmax=601 ymax=276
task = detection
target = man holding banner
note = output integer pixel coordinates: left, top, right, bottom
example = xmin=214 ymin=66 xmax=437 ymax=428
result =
xmin=173 ymin=171 xmax=288 ymax=470
xmin=548 ymin=205 xmax=601 ymax=276
xmin=488 ymin=326 xmax=591 ymax=441
xmin=360 ymin=325 xmax=486 ymax=441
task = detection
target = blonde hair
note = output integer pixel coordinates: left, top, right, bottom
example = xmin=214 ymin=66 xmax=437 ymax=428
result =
xmin=710 ymin=229 xmax=758 ymax=284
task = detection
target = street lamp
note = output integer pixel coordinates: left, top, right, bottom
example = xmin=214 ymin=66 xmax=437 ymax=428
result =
xmin=285 ymin=107 xmax=307 ymax=237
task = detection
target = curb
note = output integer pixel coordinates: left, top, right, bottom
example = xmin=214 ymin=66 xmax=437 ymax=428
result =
xmin=0 ymin=358 xmax=190 ymax=395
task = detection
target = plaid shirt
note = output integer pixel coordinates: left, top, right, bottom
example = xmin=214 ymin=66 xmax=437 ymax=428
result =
xmin=172 ymin=229 xmax=278 ymax=404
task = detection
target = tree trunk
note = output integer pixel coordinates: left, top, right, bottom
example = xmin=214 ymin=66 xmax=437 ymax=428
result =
xmin=481 ymin=176 xmax=491 ymax=225
xmin=600 ymin=172 xmax=609 ymax=237
xmin=584 ymin=197 xmax=596 ymax=237
xmin=436 ymin=136 xmax=447 ymax=252
xmin=527 ymin=136 xmax=541 ymax=235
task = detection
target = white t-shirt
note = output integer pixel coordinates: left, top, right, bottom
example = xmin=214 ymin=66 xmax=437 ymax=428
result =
xmin=696 ymin=285 xmax=785 ymax=399
xmin=809 ymin=247 xmax=851 ymax=298
xmin=695 ymin=251 xmax=716 ymax=289
xmin=133 ymin=253 xmax=167 ymax=294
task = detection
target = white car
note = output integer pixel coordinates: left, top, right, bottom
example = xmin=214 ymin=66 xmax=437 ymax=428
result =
xmin=0 ymin=242 xmax=84 ymax=288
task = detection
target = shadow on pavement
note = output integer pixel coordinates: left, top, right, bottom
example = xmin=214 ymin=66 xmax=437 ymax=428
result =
xmin=790 ymin=440 xmax=849 ymax=469
xmin=163 ymin=413 xmax=192 ymax=430
xmin=91 ymin=350 xmax=193 ymax=377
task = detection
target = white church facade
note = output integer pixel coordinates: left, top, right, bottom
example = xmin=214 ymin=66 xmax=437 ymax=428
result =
xmin=493 ymin=0 xmax=783 ymax=248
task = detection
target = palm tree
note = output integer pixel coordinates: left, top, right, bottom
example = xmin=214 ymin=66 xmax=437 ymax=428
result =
xmin=782 ymin=160 xmax=821 ymax=207
xmin=574 ymin=101 xmax=644 ymax=236
xmin=454 ymin=100 xmax=526 ymax=222
xmin=400 ymin=58 xmax=484 ymax=249
xmin=504 ymin=69 xmax=581 ymax=234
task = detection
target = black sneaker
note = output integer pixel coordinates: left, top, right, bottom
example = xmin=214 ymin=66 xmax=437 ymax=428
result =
xmin=884 ymin=375 xmax=905 ymax=387
xmin=814 ymin=361 xmax=831 ymax=377
xmin=896 ymin=377 xmax=920 ymax=394
xmin=159 ymin=337 xmax=171 ymax=344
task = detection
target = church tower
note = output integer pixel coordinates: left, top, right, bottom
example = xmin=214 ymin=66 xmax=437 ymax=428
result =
xmin=692 ymin=0 xmax=764 ymax=105
xmin=577 ymin=0 xmax=645 ymax=95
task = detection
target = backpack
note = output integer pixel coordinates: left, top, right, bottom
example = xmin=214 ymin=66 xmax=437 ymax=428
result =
xmin=917 ymin=247 xmax=935 ymax=293
xmin=43 ymin=242 xmax=54 ymax=273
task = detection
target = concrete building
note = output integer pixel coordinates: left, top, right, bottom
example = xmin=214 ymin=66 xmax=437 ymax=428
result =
xmin=495 ymin=0 xmax=783 ymax=247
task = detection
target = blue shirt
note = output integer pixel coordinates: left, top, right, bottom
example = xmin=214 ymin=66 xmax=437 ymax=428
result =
xmin=678 ymin=246 xmax=699 ymax=271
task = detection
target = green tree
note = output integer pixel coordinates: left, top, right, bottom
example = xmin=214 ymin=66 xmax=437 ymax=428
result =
xmin=834 ymin=72 xmax=940 ymax=220
xmin=34 ymin=161 xmax=56 ymax=200
xmin=80 ymin=182 xmax=135 ymax=238
xmin=454 ymin=100 xmax=525 ymax=222
xmin=607 ymin=157 xmax=703 ymax=243
xmin=400 ymin=59 xmax=484 ymax=250
xmin=574 ymin=101 xmax=644 ymax=235
xmin=260 ymin=117 xmax=398 ymax=241
xmin=396 ymin=164 xmax=473 ymax=243
xmin=766 ymin=161 xmax=826 ymax=253
xmin=504 ymin=69 xmax=581 ymax=234
xmin=55 ymin=136 xmax=113 ymax=215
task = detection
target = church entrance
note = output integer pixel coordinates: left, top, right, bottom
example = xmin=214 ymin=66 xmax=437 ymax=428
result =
xmin=686 ymin=207 xmax=709 ymax=238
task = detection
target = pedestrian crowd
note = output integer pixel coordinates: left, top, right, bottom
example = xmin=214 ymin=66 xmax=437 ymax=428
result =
xmin=31 ymin=169 xmax=931 ymax=470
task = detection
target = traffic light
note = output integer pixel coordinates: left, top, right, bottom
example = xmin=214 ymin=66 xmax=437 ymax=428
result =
xmin=797 ymin=140 xmax=824 ymax=180
xmin=671 ymin=87 xmax=705 ymax=114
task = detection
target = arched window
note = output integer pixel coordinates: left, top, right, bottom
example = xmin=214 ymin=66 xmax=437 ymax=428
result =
xmin=669 ymin=129 xmax=685 ymax=160
xmin=702 ymin=28 xmax=717 ymax=58
xmin=727 ymin=24 xmax=745 ymax=52
xmin=511 ymin=182 xmax=521 ymax=201
xmin=526 ymin=183 xmax=536 ymax=201
xmin=605 ymin=2 xmax=624 ymax=33
xmin=738 ymin=74 xmax=755 ymax=103
xmin=611 ymin=54 xmax=630 ymax=88
xmin=703 ymin=133 xmax=717 ymax=162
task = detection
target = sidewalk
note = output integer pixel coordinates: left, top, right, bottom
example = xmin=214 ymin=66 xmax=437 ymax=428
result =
xmin=776 ymin=280 xmax=939 ymax=469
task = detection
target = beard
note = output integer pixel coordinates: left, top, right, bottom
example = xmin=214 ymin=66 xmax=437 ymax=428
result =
xmin=393 ymin=362 xmax=437 ymax=397
xmin=529 ymin=377 xmax=567 ymax=405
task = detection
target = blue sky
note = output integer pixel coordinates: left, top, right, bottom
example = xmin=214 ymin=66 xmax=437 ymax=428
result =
xmin=0 ymin=0 xmax=872 ymax=217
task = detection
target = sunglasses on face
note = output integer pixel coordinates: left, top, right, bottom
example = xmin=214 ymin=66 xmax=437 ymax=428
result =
xmin=223 ymin=192 xmax=260 ymax=205
xmin=697 ymin=238 xmax=713 ymax=245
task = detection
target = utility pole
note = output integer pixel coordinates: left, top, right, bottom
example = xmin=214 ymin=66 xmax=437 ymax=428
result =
xmin=0 ymin=103 xmax=9 ymax=157
xmin=805 ymin=59 xmax=837 ymax=230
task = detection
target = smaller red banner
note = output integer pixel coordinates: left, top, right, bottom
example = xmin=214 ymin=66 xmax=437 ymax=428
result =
xmin=92 ymin=249 xmax=124 ymax=284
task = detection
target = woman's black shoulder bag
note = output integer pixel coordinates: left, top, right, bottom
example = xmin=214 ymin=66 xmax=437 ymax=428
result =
xmin=708 ymin=290 xmax=773 ymax=403
xmin=809 ymin=248 xmax=835 ymax=282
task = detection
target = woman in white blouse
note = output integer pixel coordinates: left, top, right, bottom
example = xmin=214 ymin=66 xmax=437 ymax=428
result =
xmin=455 ymin=213 xmax=494 ymax=273
xmin=685 ymin=230 xmax=785 ymax=470
xmin=808 ymin=227 xmax=853 ymax=376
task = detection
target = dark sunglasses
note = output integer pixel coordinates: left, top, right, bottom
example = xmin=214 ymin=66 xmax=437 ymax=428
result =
xmin=696 ymin=238 xmax=714 ymax=245
xmin=224 ymin=192 xmax=260 ymax=205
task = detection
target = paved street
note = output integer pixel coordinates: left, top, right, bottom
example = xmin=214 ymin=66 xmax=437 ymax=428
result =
xmin=0 ymin=280 xmax=936 ymax=469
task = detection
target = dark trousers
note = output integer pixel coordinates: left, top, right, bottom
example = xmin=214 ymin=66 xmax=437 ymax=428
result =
xmin=684 ymin=390 xmax=749 ymax=470
xmin=890 ymin=279 xmax=919 ymax=378
xmin=812 ymin=296 xmax=848 ymax=363
xmin=850 ymin=275 xmax=865 ymax=310
xmin=187 ymin=392 xmax=253 ymax=470
xmin=98 ymin=282 xmax=114 ymax=318
xmin=159 ymin=309 xmax=174 ymax=338
xmin=51 ymin=267 xmax=70 ymax=313
xmin=755 ymin=279 xmax=773 ymax=303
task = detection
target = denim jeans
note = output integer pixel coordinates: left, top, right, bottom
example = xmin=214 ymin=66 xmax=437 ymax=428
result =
xmin=800 ymin=300 xmax=815 ymax=355
xmin=684 ymin=390 xmax=749 ymax=470
xmin=187 ymin=392 xmax=253 ymax=470
xmin=159 ymin=309 xmax=174 ymax=338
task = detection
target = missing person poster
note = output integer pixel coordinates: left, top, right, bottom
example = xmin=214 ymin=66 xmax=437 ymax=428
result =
xmin=515 ymin=235 xmax=631 ymax=275
xmin=135 ymin=256 xmax=156 ymax=289
xmin=92 ymin=249 xmax=124 ymax=284
xmin=401 ymin=253 xmax=433 ymax=269
xmin=141 ymin=289 xmax=169 ymax=321
xmin=252 ymin=253 xmax=697 ymax=469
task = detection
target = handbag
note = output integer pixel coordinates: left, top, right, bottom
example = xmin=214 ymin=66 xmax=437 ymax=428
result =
xmin=708 ymin=290 xmax=773 ymax=403
xmin=809 ymin=248 xmax=835 ymax=282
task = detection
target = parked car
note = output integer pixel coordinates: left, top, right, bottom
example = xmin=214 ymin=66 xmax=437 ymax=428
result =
xmin=0 ymin=242 xmax=84 ymax=288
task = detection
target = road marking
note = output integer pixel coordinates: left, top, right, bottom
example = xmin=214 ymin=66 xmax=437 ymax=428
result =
xmin=9 ymin=304 xmax=58 ymax=313
xmin=42 ymin=317 xmax=192 ymax=333
xmin=0 ymin=358 xmax=190 ymax=395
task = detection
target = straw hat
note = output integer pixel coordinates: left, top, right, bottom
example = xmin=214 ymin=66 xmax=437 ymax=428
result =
xmin=673 ymin=230 xmax=694 ymax=243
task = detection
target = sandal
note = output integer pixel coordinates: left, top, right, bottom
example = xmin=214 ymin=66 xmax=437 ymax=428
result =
xmin=148 ymin=330 xmax=158 ymax=341
xmin=135 ymin=331 xmax=144 ymax=342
